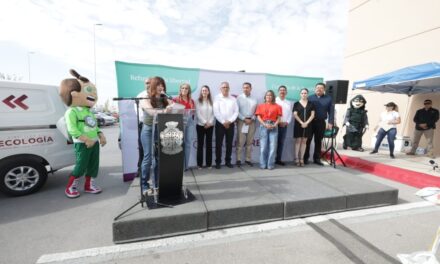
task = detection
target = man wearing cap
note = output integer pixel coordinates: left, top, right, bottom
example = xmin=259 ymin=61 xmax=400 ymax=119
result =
xmin=407 ymin=99 xmax=439 ymax=158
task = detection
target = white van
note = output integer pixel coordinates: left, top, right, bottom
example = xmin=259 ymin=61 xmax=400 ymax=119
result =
xmin=0 ymin=81 xmax=75 ymax=196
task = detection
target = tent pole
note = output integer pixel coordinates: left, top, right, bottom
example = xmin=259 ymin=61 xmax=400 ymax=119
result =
xmin=402 ymin=95 xmax=411 ymax=138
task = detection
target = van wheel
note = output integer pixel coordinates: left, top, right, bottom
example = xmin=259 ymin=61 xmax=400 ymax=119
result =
xmin=0 ymin=159 xmax=48 ymax=196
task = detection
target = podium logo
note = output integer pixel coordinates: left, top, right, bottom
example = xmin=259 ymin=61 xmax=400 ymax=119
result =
xmin=160 ymin=121 xmax=183 ymax=155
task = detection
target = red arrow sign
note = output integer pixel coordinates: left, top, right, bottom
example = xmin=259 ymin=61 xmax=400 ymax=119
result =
xmin=2 ymin=95 xmax=16 ymax=109
xmin=14 ymin=95 xmax=29 ymax=110
xmin=2 ymin=94 xmax=29 ymax=110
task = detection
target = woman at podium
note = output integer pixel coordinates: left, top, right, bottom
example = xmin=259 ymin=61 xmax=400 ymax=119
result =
xmin=140 ymin=76 xmax=172 ymax=195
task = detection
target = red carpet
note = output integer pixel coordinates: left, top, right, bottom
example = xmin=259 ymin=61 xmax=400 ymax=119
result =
xmin=328 ymin=154 xmax=440 ymax=189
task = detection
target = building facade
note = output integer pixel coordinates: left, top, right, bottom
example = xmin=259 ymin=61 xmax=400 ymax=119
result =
xmin=340 ymin=0 xmax=440 ymax=155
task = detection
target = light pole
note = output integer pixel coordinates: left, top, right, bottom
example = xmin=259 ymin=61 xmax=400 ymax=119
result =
xmin=27 ymin=51 xmax=35 ymax=82
xmin=93 ymin=23 xmax=103 ymax=85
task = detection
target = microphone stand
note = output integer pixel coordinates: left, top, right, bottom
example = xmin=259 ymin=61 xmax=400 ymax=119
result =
xmin=113 ymin=96 xmax=148 ymax=221
xmin=114 ymin=96 xmax=173 ymax=221
xmin=321 ymin=104 xmax=346 ymax=168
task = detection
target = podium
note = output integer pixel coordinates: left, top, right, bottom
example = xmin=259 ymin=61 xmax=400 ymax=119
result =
xmin=152 ymin=110 xmax=194 ymax=206
xmin=156 ymin=113 xmax=184 ymax=200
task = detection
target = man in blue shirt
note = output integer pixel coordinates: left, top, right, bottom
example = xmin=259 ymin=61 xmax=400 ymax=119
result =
xmin=304 ymin=83 xmax=334 ymax=165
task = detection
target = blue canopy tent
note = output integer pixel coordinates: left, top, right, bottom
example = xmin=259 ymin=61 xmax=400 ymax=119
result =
xmin=353 ymin=62 xmax=440 ymax=95
xmin=352 ymin=62 xmax=440 ymax=139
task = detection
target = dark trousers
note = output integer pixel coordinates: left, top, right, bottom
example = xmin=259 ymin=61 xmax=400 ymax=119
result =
xmin=196 ymin=125 xmax=213 ymax=167
xmin=373 ymin=128 xmax=397 ymax=155
xmin=215 ymin=120 xmax=235 ymax=165
xmin=304 ymin=119 xmax=326 ymax=161
xmin=275 ymin=126 xmax=287 ymax=162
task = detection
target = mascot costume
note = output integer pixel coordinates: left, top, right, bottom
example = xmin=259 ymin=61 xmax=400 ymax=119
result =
xmin=343 ymin=95 xmax=368 ymax=152
xmin=59 ymin=69 xmax=106 ymax=198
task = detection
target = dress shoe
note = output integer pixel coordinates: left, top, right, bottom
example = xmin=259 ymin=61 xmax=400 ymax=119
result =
xmin=303 ymin=160 xmax=309 ymax=165
xmin=275 ymin=161 xmax=285 ymax=166
xmin=236 ymin=160 xmax=241 ymax=167
xmin=226 ymin=163 xmax=234 ymax=168
xmin=370 ymin=150 xmax=378 ymax=154
xmin=215 ymin=164 xmax=221 ymax=169
xmin=390 ymin=154 xmax=395 ymax=159
xmin=313 ymin=160 xmax=324 ymax=166
xmin=245 ymin=161 xmax=254 ymax=167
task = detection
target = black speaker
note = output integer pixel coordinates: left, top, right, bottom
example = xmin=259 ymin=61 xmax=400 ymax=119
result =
xmin=325 ymin=80 xmax=349 ymax=104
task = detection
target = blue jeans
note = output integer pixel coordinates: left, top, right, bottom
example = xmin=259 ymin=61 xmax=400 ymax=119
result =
xmin=276 ymin=126 xmax=287 ymax=162
xmin=140 ymin=124 xmax=158 ymax=190
xmin=374 ymin=128 xmax=397 ymax=155
xmin=184 ymin=116 xmax=195 ymax=170
xmin=259 ymin=125 xmax=278 ymax=169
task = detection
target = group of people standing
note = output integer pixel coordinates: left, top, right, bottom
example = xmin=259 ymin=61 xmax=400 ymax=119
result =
xmin=369 ymin=99 xmax=438 ymax=159
xmin=198 ymin=81 xmax=334 ymax=170
xmin=138 ymin=77 xmax=439 ymax=196
xmin=138 ymin=78 xmax=334 ymax=194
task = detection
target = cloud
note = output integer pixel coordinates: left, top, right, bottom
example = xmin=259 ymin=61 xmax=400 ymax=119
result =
xmin=0 ymin=0 xmax=348 ymax=104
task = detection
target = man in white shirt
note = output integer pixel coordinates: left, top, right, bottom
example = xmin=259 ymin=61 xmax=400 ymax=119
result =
xmin=236 ymin=82 xmax=257 ymax=167
xmin=275 ymin=85 xmax=293 ymax=166
xmin=213 ymin=81 xmax=239 ymax=169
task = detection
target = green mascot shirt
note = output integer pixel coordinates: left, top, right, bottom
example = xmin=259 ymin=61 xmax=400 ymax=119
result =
xmin=65 ymin=106 xmax=100 ymax=143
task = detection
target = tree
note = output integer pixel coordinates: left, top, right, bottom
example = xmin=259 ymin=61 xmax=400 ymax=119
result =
xmin=0 ymin=72 xmax=23 ymax=82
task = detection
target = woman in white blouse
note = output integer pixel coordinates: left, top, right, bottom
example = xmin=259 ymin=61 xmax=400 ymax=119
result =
xmin=370 ymin=102 xmax=401 ymax=158
xmin=195 ymin=85 xmax=215 ymax=169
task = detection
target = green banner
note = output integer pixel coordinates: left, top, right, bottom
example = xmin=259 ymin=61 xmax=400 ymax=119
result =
xmin=115 ymin=61 xmax=200 ymax=97
xmin=265 ymin=73 xmax=323 ymax=101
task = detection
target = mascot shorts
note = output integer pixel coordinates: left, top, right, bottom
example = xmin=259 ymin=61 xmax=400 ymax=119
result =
xmin=72 ymin=142 xmax=100 ymax=178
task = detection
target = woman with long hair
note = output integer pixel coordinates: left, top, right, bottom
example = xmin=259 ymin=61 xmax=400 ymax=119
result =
xmin=293 ymin=88 xmax=315 ymax=166
xmin=195 ymin=85 xmax=214 ymax=169
xmin=173 ymin=83 xmax=196 ymax=170
xmin=370 ymin=102 xmax=401 ymax=158
xmin=255 ymin=90 xmax=282 ymax=170
xmin=139 ymin=76 xmax=172 ymax=195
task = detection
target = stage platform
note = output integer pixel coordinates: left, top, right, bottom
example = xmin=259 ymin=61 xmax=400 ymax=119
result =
xmin=113 ymin=165 xmax=398 ymax=244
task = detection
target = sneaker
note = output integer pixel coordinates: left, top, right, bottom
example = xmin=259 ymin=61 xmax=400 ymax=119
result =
xmin=65 ymin=176 xmax=80 ymax=198
xmin=390 ymin=154 xmax=395 ymax=159
xmin=370 ymin=150 xmax=378 ymax=154
xmin=84 ymin=177 xmax=102 ymax=194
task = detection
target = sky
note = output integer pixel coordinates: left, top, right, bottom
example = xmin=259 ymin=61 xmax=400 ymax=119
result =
xmin=0 ymin=0 xmax=348 ymax=106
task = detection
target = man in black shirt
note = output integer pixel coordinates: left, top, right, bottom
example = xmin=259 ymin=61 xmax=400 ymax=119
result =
xmin=407 ymin=99 xmax=439 ymax=158
xmin=304 ymin=83 xmax=334 ymax=165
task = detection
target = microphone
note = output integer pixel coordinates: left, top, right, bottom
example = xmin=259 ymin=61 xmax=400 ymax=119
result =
xmin=113 ymin=97 xmax=149 ymax=101
xmin=160 ymin=91 xmax=173 ymax=100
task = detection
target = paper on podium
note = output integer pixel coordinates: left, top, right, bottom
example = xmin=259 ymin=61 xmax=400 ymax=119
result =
xmin=170 ymin=102 xmax=185 ymax=114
